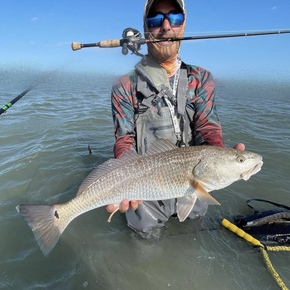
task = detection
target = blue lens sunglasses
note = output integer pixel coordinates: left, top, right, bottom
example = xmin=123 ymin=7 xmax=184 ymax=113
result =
xmin=147 ymin=12 xmax=184 ymax=28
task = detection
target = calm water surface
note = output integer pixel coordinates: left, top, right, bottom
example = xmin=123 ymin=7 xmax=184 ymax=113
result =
xmin=0 ymin=70 xmax=289 ymax=289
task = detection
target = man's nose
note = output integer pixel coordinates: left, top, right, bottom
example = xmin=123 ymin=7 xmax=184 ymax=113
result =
xmin=161 ymin=18 xmax=171 ymax=31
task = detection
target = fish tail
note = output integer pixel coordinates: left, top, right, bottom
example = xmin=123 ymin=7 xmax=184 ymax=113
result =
xmin=16 ymin=204 xmax=69 ymax=256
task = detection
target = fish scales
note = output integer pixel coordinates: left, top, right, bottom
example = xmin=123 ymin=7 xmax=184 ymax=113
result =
xmin=77 ymin=147 xmax=197 ymax=207
xmin=55 ymin=149 xmax=193 ymax=225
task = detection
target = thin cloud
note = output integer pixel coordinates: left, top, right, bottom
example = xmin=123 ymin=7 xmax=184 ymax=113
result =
xmin=271 ymin=6 xmax=277 ymax=10
xmin=31 ymin=17 xmax=39 ymax=21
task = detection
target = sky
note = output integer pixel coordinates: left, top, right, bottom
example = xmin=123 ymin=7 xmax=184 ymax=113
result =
xmin=0 ymin=0 xmax=290 ymax=80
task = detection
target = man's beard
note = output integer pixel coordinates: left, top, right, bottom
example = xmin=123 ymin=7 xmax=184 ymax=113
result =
xmin=146 ymin=35 xmax=181 ymax=63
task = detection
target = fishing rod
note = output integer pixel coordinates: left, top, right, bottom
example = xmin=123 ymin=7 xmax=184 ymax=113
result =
xmin=71 ymin=28 xmax=290 ymax=56
xmin=0 ymin=87 xmax=34 ymax=116
xmin=0 ymin=65 xmax=68 ymax=116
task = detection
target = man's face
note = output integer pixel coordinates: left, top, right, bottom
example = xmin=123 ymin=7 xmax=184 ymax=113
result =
xmin=147 ymin=0 xmax=184 ymax=46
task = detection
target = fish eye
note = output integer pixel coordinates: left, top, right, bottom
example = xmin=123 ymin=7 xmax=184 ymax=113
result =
xmin=236 ymin=155 xmax=246 ymax=163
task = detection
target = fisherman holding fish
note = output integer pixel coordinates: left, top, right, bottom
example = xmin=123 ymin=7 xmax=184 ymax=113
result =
xmin=18 ymin=0 xmax=263 ymax=256
xmin=107 ymin=0 xmax=245 ymax=233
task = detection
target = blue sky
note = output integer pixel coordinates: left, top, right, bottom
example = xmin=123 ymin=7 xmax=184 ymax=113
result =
xmin=0 ymin=0 xmax=289 ymax=80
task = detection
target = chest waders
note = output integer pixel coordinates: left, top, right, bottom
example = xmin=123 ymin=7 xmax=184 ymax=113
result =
xmin=134 ymin=55 xmax=190 ymax=155
xmin=125 ymin=56 xmax=209 ymax=233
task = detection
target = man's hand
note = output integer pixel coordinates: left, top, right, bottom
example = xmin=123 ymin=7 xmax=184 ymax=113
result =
xmin=106 ymin=199 xmax=143 ymax=214
xmin=233 ymin=143 xmax=245 ymax=151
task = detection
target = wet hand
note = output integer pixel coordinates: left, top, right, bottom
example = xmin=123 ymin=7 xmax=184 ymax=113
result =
xmin=233 ymin=143 xmax=245 ymax=151
xmin=106 ymin=199 xmax=143 ymax=213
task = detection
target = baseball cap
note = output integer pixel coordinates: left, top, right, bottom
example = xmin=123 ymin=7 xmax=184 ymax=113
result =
xmin=145 ymin=0 xmax=185 ymax=17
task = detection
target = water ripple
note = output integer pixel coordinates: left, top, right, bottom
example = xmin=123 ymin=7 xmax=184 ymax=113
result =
xmin=0 ymin=75 xmax=289 ymax=289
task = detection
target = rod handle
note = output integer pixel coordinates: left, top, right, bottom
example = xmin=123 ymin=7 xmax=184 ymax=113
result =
xmin=71 ymin=42 xmax=82 ymax=51
xmin=98 ymin=39 xmax=121 ymax=48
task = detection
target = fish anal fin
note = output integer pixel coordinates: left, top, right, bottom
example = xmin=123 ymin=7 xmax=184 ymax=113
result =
xmin=177 ymin=196 xmax=198 ymax=222
xmin=192 ymin=181 xmax=221 ymax=206
xmin=107 ymin=204 xmax=120 ymax=222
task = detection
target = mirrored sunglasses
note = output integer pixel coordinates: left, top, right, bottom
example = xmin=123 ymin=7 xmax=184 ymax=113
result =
xmin=147 ymin=12 xmax=184 ymax=28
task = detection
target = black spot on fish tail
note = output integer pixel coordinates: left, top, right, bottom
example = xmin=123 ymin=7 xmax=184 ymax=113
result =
xmin=54 ymin=210 xmax=59 ymax=219
xmin=16 ymin=204 xmax=70 ymax=256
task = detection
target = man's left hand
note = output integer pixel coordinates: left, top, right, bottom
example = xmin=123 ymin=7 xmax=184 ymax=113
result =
xmin=233 ymin=143 xmax=245 ymax=151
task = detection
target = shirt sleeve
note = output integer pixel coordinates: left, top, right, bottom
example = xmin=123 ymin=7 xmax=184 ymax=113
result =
xmin=111 ymin=73 xmax=137 ymax=158
xmin=187 ymin=67 xmax=225 ymax=147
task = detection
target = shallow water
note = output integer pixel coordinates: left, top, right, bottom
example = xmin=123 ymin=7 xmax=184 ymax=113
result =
xmin=0 ymin=71 xmax=289 ymax=289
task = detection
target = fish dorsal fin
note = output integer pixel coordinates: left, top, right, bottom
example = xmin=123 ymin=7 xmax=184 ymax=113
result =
xmin=177 ymin=195 xmax=198 ymax=222
xmin=192 ymin=181 xmax=221 ymax=205
xmin=76 ymin=150 xmax=140 ymax=196
xmin=145 ymin=139 xmax=177 ymax=156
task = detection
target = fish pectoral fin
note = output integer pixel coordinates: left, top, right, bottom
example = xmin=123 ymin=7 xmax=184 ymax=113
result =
xmin=177 ymin=196 xmax=198 ymax=222
xmin=107 ymin=204 xmax=120 ymax=223
xmin=192 ymin=181 xmax=221 ymax=206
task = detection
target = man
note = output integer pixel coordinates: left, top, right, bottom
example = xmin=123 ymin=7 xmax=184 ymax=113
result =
xmin=107 ymin=0 xmax=245 ymax=233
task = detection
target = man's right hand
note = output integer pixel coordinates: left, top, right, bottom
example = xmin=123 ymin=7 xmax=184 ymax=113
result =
xmin=106 ymin=199 xmax=143 ymax=213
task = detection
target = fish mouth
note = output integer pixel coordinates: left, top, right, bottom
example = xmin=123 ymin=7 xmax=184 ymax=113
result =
xmin=241 ymin=161 xmax=263 ymax=181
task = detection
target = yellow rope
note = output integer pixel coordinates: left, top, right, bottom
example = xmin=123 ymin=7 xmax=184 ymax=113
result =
xmin=259 ymin=247 xmax=289 ymax=290
xmin=267 ymin=246 xmax=290 ymax=252
xmin=222 ymin=219 xmax=289 ymax=290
